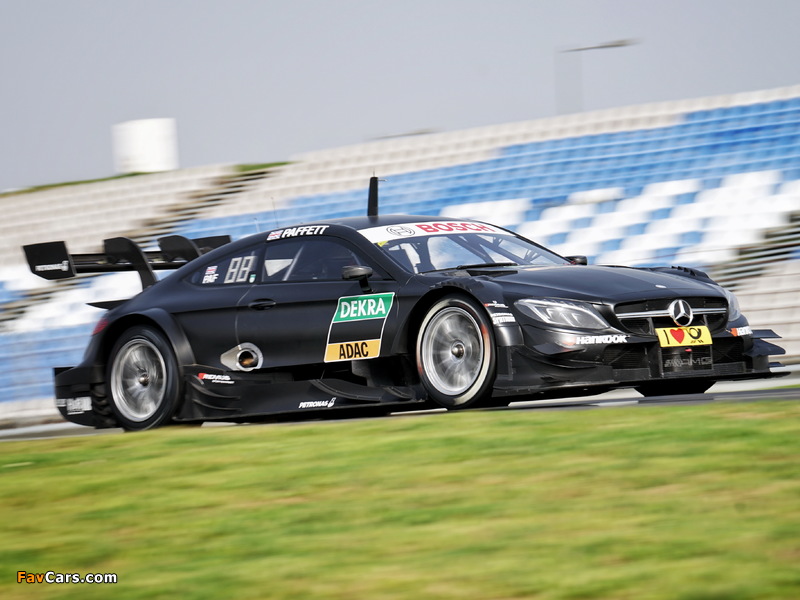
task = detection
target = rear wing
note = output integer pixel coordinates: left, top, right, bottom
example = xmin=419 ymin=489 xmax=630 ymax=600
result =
xmin=23 ymin=234 xmax=230 ymax=290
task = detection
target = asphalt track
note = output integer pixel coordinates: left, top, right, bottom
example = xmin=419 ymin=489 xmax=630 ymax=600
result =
xmin=1 ymin=378 xmax=797 ymax=442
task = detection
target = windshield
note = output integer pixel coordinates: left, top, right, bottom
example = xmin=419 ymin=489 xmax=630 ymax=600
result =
xmin=359 ymin=221 xmax=568 ymax=274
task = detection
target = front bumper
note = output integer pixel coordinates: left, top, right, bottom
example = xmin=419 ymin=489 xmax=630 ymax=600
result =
xmin=492 ymin=325 xmax=785 ymax=397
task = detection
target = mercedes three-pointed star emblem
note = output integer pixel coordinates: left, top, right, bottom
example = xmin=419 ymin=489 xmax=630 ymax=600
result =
xmin=668 ymin=299 xmax=693 ymax=327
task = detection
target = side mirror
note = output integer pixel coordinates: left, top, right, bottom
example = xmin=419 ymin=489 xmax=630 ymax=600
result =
xmin=566 ymin=255 xmax=588 ymax=265
xmin=342 ymin=265 xmax=373 ymax=293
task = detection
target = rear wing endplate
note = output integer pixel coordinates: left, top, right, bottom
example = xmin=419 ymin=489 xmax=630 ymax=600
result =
xmin=23 ymin=234 xmax=230 ymax=289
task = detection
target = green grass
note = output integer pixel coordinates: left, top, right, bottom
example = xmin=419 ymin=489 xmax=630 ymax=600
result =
xmin=1 ymin=162 xmax=289 ymax=196
xmin=0 ymin=173 xmax=150 ymax=197
xmin=2 ymin=402 xmax=799 ymax=599
xmin=234 ymin=162 xmax=290 ymax=173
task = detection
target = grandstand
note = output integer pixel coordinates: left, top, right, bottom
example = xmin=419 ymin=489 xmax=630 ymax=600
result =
xmin=1 ymin=85 xmax=798 ymax=421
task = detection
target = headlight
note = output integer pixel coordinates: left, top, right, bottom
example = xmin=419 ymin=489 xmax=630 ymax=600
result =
xmin=722 ymin=287 xmax=742 ymax=321
xmin=515 ymin=298 xmax=609 ymax=330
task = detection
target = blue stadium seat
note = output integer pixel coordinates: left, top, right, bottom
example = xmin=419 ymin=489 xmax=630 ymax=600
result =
xmin=651 ymin=208 xmax=673 ymax=221
xmin=624 ymin=223 xmax=649 ymax=236
xmin=679 ymin=231 xmax=704 ymax=245
xmin=600 ymin=239 xmax=623 ymax=252
xmin=546 ymin=232 xmax=569 ymax=246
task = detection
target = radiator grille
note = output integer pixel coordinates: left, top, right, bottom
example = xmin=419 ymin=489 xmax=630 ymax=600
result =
xmin=614 ymin=297 xmax=728 ymax=335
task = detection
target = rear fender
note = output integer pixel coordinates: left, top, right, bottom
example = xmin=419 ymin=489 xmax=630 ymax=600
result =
xmin=98 ymin=308 xmax=195 ymax=370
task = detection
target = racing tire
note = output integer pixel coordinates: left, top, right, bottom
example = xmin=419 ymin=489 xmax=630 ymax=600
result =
xmin=107 ymin=325 xmax=182 ymax=431
xmin=635 ymin=380 xmax=715 ymax=397
xmin=416 ymin=296 xmax=496 ymax=409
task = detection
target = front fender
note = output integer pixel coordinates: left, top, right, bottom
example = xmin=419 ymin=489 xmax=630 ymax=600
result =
xmin=394 ymin=278 xmax=524 ymax=354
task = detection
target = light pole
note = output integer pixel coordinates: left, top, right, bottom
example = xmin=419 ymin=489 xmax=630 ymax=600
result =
xmin=555 ymin=39 xmax=638 ymax=114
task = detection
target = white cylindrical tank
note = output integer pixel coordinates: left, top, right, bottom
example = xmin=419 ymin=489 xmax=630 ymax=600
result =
xmin=112 ymin=118 xmax=179 ymax=174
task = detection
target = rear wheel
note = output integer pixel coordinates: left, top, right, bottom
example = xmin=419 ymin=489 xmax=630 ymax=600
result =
xmin=635 ymin=380 xmax=715 ymax=397
xmin=416 ymin=296 xmax=496 ymax=409
xmin=108 ymin=325 xmax=182 ymax=430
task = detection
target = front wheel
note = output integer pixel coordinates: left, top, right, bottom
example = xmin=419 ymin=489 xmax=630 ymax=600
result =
xmin=107 ymin=325 xmax=182 ymax=430
xmin=416 ymin=296 xmax=496 ymax=409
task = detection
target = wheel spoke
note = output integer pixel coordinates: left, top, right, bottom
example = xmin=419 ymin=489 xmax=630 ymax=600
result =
xmin=140 ymin=397 xmax=156 ymax=416
xmin=438 ymin=318 xmax=459 ymax=339
xmin=111 ymin=336 xmax=168 ymax=423
xmin=422 ymin=306 xmax=484 ymax=396
xmin=130 ymin=346 xmax=150 ymax=371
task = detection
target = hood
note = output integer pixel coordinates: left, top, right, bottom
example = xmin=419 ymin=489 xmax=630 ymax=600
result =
xmin=465 ymin=264 xmax=723 ymax=304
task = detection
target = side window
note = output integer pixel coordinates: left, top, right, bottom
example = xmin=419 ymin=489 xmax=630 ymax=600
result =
xmin=262 ymin=238 xmax=380 ymax=283
xmin=262 ymin=239 xmax=303 ymax=282
xmin=189 ymin=246 xmax=261 ymax=286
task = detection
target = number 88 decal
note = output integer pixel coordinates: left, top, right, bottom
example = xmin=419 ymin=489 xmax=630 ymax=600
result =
xmin=224 ymin=255 xmax=256 ymax=284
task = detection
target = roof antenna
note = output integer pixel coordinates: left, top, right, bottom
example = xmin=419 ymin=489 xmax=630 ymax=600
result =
xmin=269 ymin=196 xmax=280 ymax=230
xmin=367 ymin=175 xmax=380 ymax=217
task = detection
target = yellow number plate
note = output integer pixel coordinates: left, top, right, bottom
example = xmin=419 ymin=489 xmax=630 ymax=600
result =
xmin=656 ymin=326 xmax=712 ymax=347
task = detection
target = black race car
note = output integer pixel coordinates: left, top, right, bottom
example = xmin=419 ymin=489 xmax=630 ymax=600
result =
xmin=24 ymin=184 xmax=785 ymax=430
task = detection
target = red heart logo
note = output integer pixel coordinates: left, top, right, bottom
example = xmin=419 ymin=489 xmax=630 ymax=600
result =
xmin=670 ymin=329 xmax=685 ymax=344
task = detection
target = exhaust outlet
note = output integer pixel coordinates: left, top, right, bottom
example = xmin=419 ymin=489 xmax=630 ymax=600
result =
xmin=220 ymin=342 xmax=263 ymax=372
xmin=238 ymin=349 xmax=258 ymax=369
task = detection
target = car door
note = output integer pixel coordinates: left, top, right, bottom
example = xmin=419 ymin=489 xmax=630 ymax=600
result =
xmin=235 ymin=236 xmax=398 ymax=369
xmin=170 ymin=244 xmax=262 ymax=369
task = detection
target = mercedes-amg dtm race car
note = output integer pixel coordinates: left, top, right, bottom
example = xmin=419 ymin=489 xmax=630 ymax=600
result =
xmin=24 ymin=181 xmax=785 ymax=430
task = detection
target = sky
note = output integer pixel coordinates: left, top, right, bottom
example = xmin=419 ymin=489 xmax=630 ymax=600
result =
xmin=2 ymin=0 xmax=800 ymax=192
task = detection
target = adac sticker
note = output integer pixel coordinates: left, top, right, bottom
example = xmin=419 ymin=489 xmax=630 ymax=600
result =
xmin=325 ymin=292 xmax=395 ymax=362
xmin=325 ymin=339 xmax=381 ymax=362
